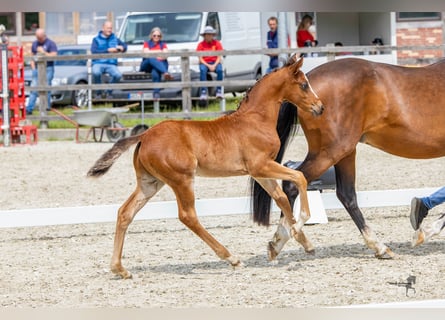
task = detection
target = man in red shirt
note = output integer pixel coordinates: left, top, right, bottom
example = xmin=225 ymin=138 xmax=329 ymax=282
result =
xmin=196 ymin=26 xmax=224 ymax=100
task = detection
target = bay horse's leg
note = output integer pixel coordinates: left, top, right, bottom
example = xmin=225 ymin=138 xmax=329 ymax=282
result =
xmin=111 ymin=173 xmax=165 ymax=279
xmin=333 ymin=151 xmax=394 ymax=258
xmin=170 ymin=180 xmax=241 ymax=267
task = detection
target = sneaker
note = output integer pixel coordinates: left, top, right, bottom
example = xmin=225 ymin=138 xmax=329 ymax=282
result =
xmin=200 ymin=92 xmax=208 ymax=100
xmin=26 ymin=110 xmax=33 ymax=115
xmin=215 ymin=90 xmax=224 ymax=99
xmin=410 ymin=197 xmax=429 ymax=230
xmin=105 ymin=92 xmax=113 ymax=99
xmin=153 ymin=92 xmax=160 ymax=101
xmin=94 ymin=92 xmax=102 ymax=99
xmin=163 ymin=73 xmax=174 ymax=81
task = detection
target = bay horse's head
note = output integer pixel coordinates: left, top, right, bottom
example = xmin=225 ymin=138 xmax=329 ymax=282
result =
xmin=280 ymin=55 xmax=324 ymax=116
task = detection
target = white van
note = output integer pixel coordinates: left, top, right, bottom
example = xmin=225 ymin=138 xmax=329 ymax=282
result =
xmin=116 ymin=12 xmax=263 ymax=98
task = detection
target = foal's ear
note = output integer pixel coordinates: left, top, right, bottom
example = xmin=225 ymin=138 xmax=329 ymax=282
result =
xmin=290 ymin=56 xmax=304 ymax=75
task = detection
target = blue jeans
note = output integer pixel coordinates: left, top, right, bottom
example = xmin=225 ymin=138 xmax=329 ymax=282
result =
xmin=92 ymin=63 xmax=122 ymax=95
xmin=421 ymin=186 xmax=445 ymax=209
xmin=26 ymin=66 xmax=54 ymax=113
xmin=140 ymin=58 xmax=168 ymax=94
xmin=199 ymin=62 xmax=223 ymax=94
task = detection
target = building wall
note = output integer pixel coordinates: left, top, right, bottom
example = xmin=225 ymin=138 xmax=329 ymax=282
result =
xmin=396 ymin=20 xmax=444 ymax=65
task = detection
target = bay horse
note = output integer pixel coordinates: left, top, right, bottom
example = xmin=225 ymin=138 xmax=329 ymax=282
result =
xmin=252 ymin=57 xmax=445 ymax=260
xmin=87 ymin=55 xmax=324 ymax=279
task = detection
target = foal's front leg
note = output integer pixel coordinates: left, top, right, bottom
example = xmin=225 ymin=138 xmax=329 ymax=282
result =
xmin=255 ymin=168 xmax=314 ymax=260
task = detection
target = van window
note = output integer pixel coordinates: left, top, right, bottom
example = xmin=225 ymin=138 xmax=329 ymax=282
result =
xmin=206 ymin=12 xmax=221 ymax=40
xmin=121 ymin=12 xmax=203 ymax=44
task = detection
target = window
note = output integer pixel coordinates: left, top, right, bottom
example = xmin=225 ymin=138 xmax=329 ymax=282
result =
xmin=0 ymin=12 xmax=16 ymax=35
xmin=45 ymin=12 xmax=74 ymax=35
xmin=397 ymin=12 xmax=441 ymax=21
xmin=23 ymin=12 xmax=39 ymax=35
xmin=206 ymin=12 xmax=221 ymax=40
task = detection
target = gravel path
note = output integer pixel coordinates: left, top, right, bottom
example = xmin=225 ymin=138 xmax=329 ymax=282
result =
xmin=1 ymin=132 xmax=445 ymax=307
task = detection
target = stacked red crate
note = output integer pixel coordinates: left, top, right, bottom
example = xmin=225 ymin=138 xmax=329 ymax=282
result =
xmin=1 ymin=46 xmax=37 ymax=145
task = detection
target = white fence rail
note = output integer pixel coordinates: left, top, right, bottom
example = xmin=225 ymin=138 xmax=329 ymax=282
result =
xmin=0 ymin=187 xmax=438 ymax=228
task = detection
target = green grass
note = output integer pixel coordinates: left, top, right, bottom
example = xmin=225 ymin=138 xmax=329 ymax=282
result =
xmin=40 ymin=97 xmax=243 ymax=129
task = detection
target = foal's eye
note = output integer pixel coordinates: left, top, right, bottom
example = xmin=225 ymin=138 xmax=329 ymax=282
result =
xmin=300 ymin=82 xmax=309 ymax=90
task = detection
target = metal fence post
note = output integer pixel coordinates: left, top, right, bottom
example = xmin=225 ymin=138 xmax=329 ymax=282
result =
xmin=87 ymin=58 xmax=92 ymax=110
xmin=1 ymin=44 xmax=10 ymax=146
xmin=36 ymin=56 xmax=48 ymax=129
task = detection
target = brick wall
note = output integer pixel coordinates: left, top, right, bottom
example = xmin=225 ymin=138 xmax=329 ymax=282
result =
xmin=397 ymin=25 xmax=444 ymax=66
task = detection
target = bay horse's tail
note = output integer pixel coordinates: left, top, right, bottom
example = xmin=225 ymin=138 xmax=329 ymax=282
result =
xmin=87 ymin=134 xmax=142 ymax=177
xmin=250 ymin=102 xmax=298 ymax=226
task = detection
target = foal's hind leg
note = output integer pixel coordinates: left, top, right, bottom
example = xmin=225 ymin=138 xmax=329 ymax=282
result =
xmin=111 ymin=173 xmax=165 ymax=279
xmin=170 ymin=180 xmax=241 ymax=267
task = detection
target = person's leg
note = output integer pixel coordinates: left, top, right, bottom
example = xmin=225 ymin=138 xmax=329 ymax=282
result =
xmin=410 ymin=186 xmax=445 ymax=230
xmin=151 ymin=68 xmax=161 ymax=97
xmin=104 ymin=65 xmax=122 ymax=96
xmin=199 ymin=63 xmax=209 ymax=99
xmin=423 ymin=186 xmax=445 ymax=208
xmin=149 ymin=58 xmax=168 ymax=74
xmin=92 ymin=64 xmax=104 ymax=96
xmin=215 ymin=63 xmax=223 ymax=94
xmin=46 ymin=66 xmax=55 ymax=110
xmin=26 ymin=69 xmax=38 ymax=114
xmin=139 ymin=58 xmax=152 ymax=73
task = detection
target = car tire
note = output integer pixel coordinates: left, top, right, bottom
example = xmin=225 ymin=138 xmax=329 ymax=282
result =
xmin=72 ymin=81 xmax=88 ymax=108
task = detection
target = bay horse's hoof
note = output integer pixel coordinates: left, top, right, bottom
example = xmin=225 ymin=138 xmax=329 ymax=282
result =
xmin=411 ymin=229 xmax=425 ymax=247
xmin=267 ymin=241 xmax=279 ymax=261
xmin=374 ymin=247 xmax=395 ymax=259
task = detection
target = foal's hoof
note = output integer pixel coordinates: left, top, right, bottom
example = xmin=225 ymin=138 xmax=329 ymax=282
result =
xmin=267 ymin=241 xmax=279 ymax=261
xmin=111 ymin=266 xmax=133 ymax=280
xmin=226 ymin=255 xmax=242 ymax=268
xmin=305 ymin=248 xmax=315 ymax=255
xmin=374 ymin=247 xmax=395 ymax=259
xmin=412 ymin=229 xmax=425 ymax=247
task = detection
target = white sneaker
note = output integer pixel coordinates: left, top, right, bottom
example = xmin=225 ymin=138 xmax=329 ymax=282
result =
xmin=215 ymin=91 xmax=224 ymax=99
xmin=200 ymin=92 xmax=208 ymax=100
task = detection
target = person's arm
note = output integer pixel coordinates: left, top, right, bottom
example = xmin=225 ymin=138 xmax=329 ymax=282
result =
xmin=117 ymin=38 xmax=127 ymax=52
xmin=197 ymin=43 xmax=209 ymax=66
xmin=90 ymin=38 xmax=107 ymax=54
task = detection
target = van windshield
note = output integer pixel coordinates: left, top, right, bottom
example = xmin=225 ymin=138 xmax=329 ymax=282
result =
xmin=121 ymin=12 xmax=203 ymax=45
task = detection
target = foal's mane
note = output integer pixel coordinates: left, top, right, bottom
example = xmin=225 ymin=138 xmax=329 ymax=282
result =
xmin=236 ymin=67 xmax=282 ymax=110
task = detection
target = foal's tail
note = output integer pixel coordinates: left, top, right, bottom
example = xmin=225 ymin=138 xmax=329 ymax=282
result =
xmin=250 ymin=102 xmax=298 ymax=226
xmin=87 ymin=134 xmax=142 ymax=177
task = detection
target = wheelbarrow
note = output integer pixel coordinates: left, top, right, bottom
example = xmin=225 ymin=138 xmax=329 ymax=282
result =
xmin=72 ymin=107 xmax=129 ymax=142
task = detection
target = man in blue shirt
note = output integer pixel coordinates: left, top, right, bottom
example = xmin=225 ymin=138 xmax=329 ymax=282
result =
xmin=91 ymin=21 xmax=127 ymax=99
xmin=26 ymin=28 xmax=58 ymax=115
xmin=266 ymin=16 xmax=278 ymax=74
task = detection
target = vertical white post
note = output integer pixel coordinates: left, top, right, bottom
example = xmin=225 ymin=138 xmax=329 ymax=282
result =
xmin=1 ymin=44 xmax=10 ymax=146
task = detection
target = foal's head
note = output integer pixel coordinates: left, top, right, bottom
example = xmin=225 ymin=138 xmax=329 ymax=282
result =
xmin=278 ymin=55 xmax=324 ymax=116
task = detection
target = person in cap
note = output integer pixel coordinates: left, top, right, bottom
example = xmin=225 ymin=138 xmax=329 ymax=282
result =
xmin=196 ymin=25 xmax=224 ymax=100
